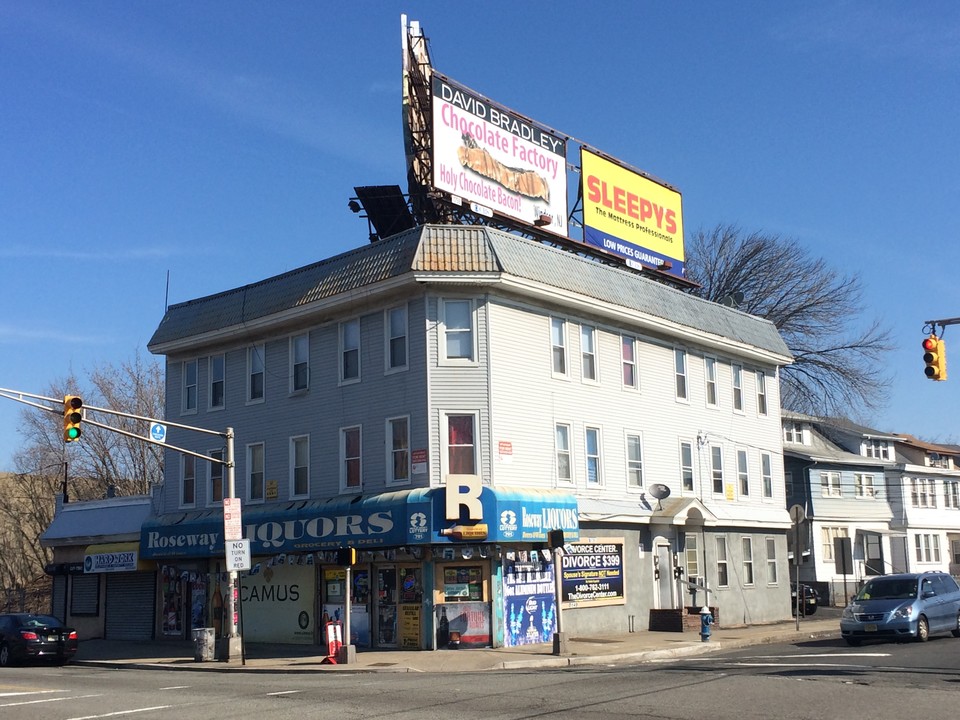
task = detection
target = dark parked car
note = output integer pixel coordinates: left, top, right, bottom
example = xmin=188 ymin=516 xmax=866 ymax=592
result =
xmin=0 ymin=613 xmax=78 ymax=666
xmin=791 ymin=582 xmax=819 ymax=616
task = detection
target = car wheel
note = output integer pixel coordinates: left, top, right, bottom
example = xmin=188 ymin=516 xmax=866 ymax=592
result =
xmin=0 ymin=644 xmax=10 ymax=667
xmin=845 ymin=637 xmax=862 ymax=647
xmin=806 ymin=605 xmax=817 ymax=616
xmin=952 ymin=612 xmax=960 ymax=638
xmin=916 ymin=615 xmax=930 ymax=642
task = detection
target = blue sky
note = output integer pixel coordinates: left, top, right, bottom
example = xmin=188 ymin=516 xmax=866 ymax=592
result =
xmin=2 ymin=1 xmax=959 ymax=471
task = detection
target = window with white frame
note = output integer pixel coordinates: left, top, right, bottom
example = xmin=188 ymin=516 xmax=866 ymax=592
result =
xmin=181 ymin=455 xmax=195 ymax=507
xmin=581 ymin=325 xmax=597 ymax=381
xmin=680 ymin=441 xmax=694 ymax=492
xmin=291 ymin=333 xmax=309 ymax=392
xmin=340 ymin=319 xmax=360 ymax=382
xmin=442 ymin=299 xmax=474 ymax=361
xmin=914 ymin=533 xmax=941 ymax=563
xmin=674 ymin=348 xmax=688 ymax=400
xmin=820 ymin=471 xmax=842 ymax=497
xmin=946 ymin=480 xmax=960 ymax=509
xmin=737 ymin=449 xmax=749 ymax=496
xmin=585 ymin=426 xmax=602 ymax=486
xmin=756 ymin=371 xmax=767 ymax=415
xmin=209 ymin=354 xmax=225 ymax=410
xmin=782 ymin=421 xmax=804 ymax=444
xmin=711 ymin=445 xmax=724 ymax=494
xmin=742 ymin=537 xmax=755 ymax=585
xmin=446 ymin=414 xmax=476 ymax=475
xmin=716 ymin=537 xmax=729 ymax=587
xmin=247 ymin=443 xmax=264 ymax=502
xmin=705 ymin=357 xmax=718 ymax=407
xmin=821 ymin=526 xmax=848 ymax=561
xmin=626 ymin=433 xmax=643 ymax=489
xmin=911 ymin=477 xmax=937 ymax=508
xmin=732 ymin=363 xmax=743 ymax=412
xmin=551 ymin=317 xmax=567 ymax=376
xmin=766 ymin=537 xmax=778 ymax=584
xmin=386 ymin=305 xmax=408 ymax=371
xmin=761 ymin=453 xmax=773 ymax=498
xmin=209 ymin=449 xmax=224 ymax=504
xmin=341 ymin=426 xmax=362 ymax=491
xmin=291 ymin=435 xmax=309 ymax=498
xmin=248 ymin=345 xmax=265 ymax=402
xmin=854 ymin=473 xmax=876 ymax=498
xmin=684 ymin=533 xmax=700 ymax=584
xmin=182 ymin=359 xmax=198 ymax=413
xmin=555 ymin=423 xmax=572 ymax=483
xmin=387 ymin=416 xmax=410 ymax=485
xmin=927 ymin=453 xmax=950 ymax=469
xmin=864 ymin=439 xmax=892 ymax=460
xmin=621 ymin=335 xmax=637 ymax=389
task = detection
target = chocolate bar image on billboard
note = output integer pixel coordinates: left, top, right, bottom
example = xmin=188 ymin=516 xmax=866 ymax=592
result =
xmin=457 ymin=134 xmax=550 ymax=202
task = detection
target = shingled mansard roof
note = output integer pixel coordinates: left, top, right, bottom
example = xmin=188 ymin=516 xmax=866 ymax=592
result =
xmin=148 ymin=225 xmax=793 ymax=364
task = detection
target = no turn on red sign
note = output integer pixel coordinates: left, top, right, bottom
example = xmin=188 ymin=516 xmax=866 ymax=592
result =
xmin=226 ymin=539 xmax=251 ymax=572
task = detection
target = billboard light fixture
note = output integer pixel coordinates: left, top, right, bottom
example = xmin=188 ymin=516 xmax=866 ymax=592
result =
xmin=534 ymin=214 xmax=551 ymax=227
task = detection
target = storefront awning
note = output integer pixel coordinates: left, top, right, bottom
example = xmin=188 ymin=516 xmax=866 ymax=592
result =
xmin=140 ymin=486 xmax=579 ymax=559
xmin=41 ymin=496 xmax=153 ymax=547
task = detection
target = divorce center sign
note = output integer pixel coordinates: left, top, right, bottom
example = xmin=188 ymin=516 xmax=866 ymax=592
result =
xmin=581 ymin=148 xmax=685 ymax=278
xmin=432 ymin=73 xmax=567 ymax=234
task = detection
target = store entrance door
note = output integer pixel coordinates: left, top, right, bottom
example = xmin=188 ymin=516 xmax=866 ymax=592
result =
xmin=376 ymin=567 xmax=398 ymax=647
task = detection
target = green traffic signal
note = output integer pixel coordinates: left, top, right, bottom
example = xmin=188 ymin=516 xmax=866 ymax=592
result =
xmin=63 ymin=395 xmax=83 ymax=443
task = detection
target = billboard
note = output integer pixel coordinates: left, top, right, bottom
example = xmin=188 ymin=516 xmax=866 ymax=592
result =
xmin=581 ymin=148 xmax=685 ymax=278
xmin=431 ymin=73 xmax=567 ymax=234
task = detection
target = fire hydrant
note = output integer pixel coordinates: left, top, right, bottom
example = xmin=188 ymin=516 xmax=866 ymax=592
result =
xmin=699 ymin=606 xmax=714 ymax=642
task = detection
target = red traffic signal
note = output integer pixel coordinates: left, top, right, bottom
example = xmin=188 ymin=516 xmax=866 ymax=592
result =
xmin=923 ymin=336 xmax=947 ymax=381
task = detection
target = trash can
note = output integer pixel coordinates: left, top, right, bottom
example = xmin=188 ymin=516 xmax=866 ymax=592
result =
xmin=192 ymin=628 xmax=216 ymax=662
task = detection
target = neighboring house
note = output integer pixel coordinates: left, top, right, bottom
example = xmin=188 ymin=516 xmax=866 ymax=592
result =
xmin=139 ymin=224 xmax=794 ymax=650
xmin=781 ymin=412 xmax=894 ymax=605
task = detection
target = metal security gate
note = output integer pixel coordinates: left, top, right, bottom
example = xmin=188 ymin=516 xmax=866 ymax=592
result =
xmin=105 ymin=573 xmax=155 ymax=640
xmin=51 ymin=576 xmax=67 ymax=621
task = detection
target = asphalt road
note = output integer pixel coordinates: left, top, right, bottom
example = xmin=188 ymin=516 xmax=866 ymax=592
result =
xmin=1 ymin=632 xmax=958 ymax=720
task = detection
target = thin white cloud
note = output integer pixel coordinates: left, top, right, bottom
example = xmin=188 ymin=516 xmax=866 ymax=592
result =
xmin=0 ymin=324 xmax=106 ymax=345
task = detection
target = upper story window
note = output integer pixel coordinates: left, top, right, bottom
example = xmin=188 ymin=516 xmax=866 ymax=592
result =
xmin=341 ymin=426 xmax=362 ymax=491
xmin=386 ymin=305 xmax=408 ymax=371
xmin=737 ymin=449 xmax=750 ymax=496
xmin=446 ymin=413 xmax=477 ymax=475
xmin=291 ymin=334 xmax=309 ymax=392
xmin=387 ymin=416 xmax=410 ymax=485
xmin=340 ymin=319 xmax=360 ymax=382
xmin=680 ymin=441 xmax=694 ymax=492
xmin=247 ymin=443 xmax=264 ymax=502
xmin=710 ymin=445 xmax=724 ymax=494
xmin=820 ymin=471 xmax=842 ymax=497
xmin=705 ymin=357 xmax=718 ymax=407
xmin=756 ymin=371 xmax=767 ymax=415
xmin=927 ymin=453 xmax=950 ymax=469
xmin=621 ymin=335 xmax=638 ymax=389
xmin=854 ymin=473 xmax=876 ymax=498
xmin=783 ymin=421 xmax=804 ymax=444
xmin=551 ymin=318 xmax=567 ymax=376
xmin=209 ymin=354 xmax=225 ymax=410
xmin=946 ymin=480 xmax=960 ymax=509
xmin=181 ymin=455 xmax=195 ymax=508
xmin=585 ymin=426 xmax=603 ymax=486
xmin=291 ymin=435 xmax=310 ymax=498
xmin=581 ymin=325 xmax=597 ymax=382
xmin=208 ymin=449 xmax=224 ymax=504
xmin=784 ymin=471 xmax=794 ymax=497
xmin=182 ymin=359 xmax=198 ymax=414
xmin=732 ymin=363 xmax=743 ymax=412
xmin=864 ymin=439 xmax=892 ymax=461
xmin=247 ymin=345 xmax=265 ymax=403
xmin=674 ymin=348 xmax=688 ymax=401
xmin=626 ymin=432 xmax=644 ymax=489
xmin=761 ymin=453 xmax=773 ymax=498
xmin=442 ymin=299 xmax=474 ymax=361
xmin=911 ymin=477 xmax=937 ymax=508
xmin=555 ymin=423 xmax=572 ymax=484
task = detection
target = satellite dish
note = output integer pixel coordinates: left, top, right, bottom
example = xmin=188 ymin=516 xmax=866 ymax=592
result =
xmin=648 ymin=483 xmax=671 ymax=510
xmin=720 ymin=291 xmax=745 ymax=308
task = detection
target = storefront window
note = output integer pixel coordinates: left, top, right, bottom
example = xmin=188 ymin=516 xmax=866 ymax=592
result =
xmin=443 ymin=566 xmax=483 ymax=601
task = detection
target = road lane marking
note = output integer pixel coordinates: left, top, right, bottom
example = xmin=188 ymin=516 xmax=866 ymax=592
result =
xmin=0 ymin=690 xmax=62 ymax=697
xmin=0 ymin=694 xmax=102 ymax=708
xmin=267 ymin=690 xmax=303 ymax=696
xmin=159 ymin=686 xmax=191 ymax=690
xmin=67 ymin=706 xmax=172 ymax=720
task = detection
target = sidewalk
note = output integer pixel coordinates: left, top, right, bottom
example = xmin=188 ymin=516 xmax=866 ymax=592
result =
xmin=71 ymin=616 xmax=839 ymax=673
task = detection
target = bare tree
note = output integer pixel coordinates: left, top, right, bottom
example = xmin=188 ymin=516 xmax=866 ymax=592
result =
xmin=685 ymin=224 xmax=892 ymax=417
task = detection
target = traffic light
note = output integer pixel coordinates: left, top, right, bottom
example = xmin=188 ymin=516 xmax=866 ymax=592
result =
xmin=923 ymin=335 xmax=947 ymax=381
xmin=63 ymin=395 xmax=83 ymax=443
xmin=336 ymin=547 xmax=356 ymax=566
